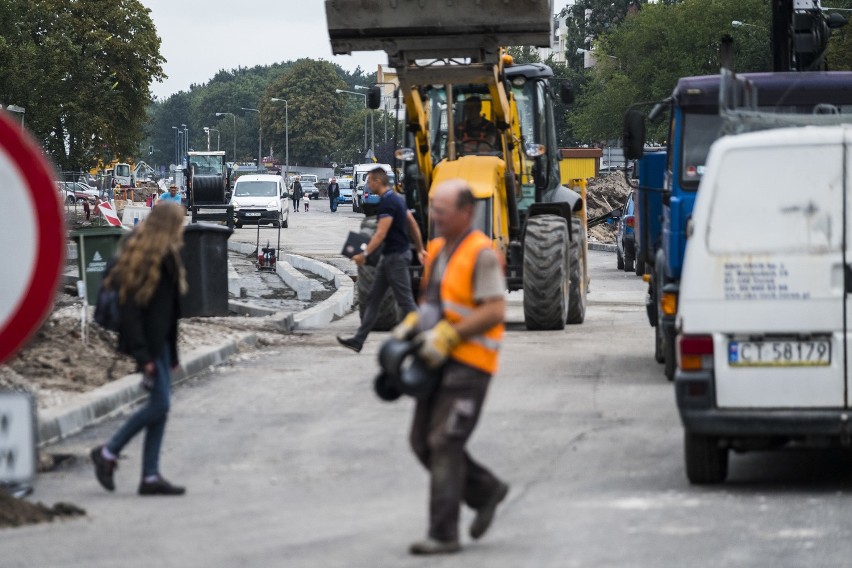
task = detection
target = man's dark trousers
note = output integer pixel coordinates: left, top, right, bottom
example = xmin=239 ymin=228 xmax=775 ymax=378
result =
xmin=351 ymin=250 xmax=417 ymax=345
xmin=409 ymin=360 xmax=503 ymax=542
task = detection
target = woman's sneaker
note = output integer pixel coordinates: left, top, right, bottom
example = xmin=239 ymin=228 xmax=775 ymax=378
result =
xmin=90 ymin=446 xmax=117 ymax=492
xmin=139 ymin=476 xmax=186 ymax=496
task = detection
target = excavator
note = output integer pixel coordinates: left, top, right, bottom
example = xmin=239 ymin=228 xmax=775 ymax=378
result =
xmin=326 ymin=0 xmax=588 ymax=330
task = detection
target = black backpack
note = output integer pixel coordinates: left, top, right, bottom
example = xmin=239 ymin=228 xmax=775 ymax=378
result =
xmin=93 ymin=257 xmax=121 ymax=332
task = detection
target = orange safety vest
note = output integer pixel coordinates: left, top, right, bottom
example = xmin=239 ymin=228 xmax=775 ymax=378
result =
xmin=421 ymin=231 xmax=505 ymax=375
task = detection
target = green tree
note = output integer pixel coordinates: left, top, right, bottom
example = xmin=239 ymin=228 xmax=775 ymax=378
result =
xmin=569 ymin=0 xmax=771 ymax=143
xmin=262 ymin=60 xmax=348 ymax=167
xmin=0 ymin=0 xmax=164 ymax=172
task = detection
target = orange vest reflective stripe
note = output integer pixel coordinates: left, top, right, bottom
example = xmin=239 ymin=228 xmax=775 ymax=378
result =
xmin=422 ymin=231 xmax=505 ymax=375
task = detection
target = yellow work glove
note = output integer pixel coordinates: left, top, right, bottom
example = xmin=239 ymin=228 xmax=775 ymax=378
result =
xmin=391 ymin=311 xmax=421 ymax=341
xmin=416 ymin=320 xmax=462 ymax=368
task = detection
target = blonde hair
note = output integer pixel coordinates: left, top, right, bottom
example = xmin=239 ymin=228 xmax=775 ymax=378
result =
xmin=107 ymin=202 xmax=188 ymax=306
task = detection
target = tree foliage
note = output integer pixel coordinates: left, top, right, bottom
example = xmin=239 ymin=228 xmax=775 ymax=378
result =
xmin=568 ymin=0 xmax=772 ymax=143
xmin=0 ymin=0 xmax=164 ymax=171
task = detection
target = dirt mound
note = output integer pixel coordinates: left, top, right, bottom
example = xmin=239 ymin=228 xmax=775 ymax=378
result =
xmin=0 ymin=491 xmax=85 ymax=528
xmin=584 ymin=173 xmax=632 ymax=243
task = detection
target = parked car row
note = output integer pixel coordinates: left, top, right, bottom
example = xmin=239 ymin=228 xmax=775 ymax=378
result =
xmin=57 ymin=181 xmax=98 ymax=204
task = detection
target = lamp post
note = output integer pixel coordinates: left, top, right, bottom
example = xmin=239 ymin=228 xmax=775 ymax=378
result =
xmin=171 ymin=126 xmax=179 ymax=165
xmin=5 ymin=104 xmax=25 ymax=129
xmin=354 ymin=86 xmax=377 ymax=155
xmin=181 ymin=123 xmax=187 ymax=156
xmin=215 ymin=112 xmax=237 ymax=162
xmin=336 ymin=89 xmax=369 ymax=159
xmin=241 ymin=107 xmax=262 ymax=171
xmin=207 ymin=127 xmax=220 ymax=151
xmin=203 ymin=127 xmax=211 ymax=151
xmin=270 ymin=98 xmax=289 ymax=180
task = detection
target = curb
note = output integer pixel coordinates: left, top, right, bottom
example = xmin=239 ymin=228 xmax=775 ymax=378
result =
xmin=38 ymin=333 xmax=258 ymax=447
xmin=589 ymin=242 xmax=617 ymax=253
xmin=38 ymin=246 xmax=354 ymax=448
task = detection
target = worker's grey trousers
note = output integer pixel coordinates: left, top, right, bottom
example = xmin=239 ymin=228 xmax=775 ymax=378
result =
xmin=409 ymin=360 xmax=503 ymax=542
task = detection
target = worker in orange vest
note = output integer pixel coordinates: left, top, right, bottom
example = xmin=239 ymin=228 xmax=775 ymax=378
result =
xmin=393 ymin=178 xmax=508 ymax=556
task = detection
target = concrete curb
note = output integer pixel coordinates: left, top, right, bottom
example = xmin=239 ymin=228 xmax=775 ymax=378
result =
xmin=38 ymin=245 xmax=354 ymax=447
xmin=38 ymin=333 xmax=258 ymax=447
xmin=589 ymin=242 xmax=617 ymax=253
xmin=276 ymin=261 xmax=312 ymax=301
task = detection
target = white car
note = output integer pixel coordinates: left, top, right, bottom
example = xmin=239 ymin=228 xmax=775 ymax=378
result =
xmin=676 ymin=125 xmax=850 ymax=484
xmin=230 ymin=174 xmax=289 ymax=229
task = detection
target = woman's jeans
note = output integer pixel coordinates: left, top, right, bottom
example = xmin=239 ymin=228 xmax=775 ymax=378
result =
xmin=107 ymin=345 xmax=171 ymax=478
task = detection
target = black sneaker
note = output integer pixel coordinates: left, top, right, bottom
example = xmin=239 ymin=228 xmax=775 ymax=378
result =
xmin=90 ymin=446 xmax=117 ymax=492
xmin=139 ymin=477 xmax=186 ymax=496
xmin=409 ymin=538 xmax=462 ymax=555
xmin=336 ymin=336 xmax=362 ymax=353
xmin=470 ymin=482 xmax=509 ymax=540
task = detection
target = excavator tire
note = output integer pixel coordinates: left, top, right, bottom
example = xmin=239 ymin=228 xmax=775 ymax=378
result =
xmin=523 ymin=215 xmax=569 ymax=330
xmin=567 ymin=218 xmax=586 ymax=324
xmin=357 ymin=216 xmax=402 ymax=332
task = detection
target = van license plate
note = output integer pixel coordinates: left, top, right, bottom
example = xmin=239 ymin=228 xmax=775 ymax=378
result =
xmin=245 ymin=212 xmax=261 ymax=217
xmin=728 ymin=340 xmax=831 ymax=367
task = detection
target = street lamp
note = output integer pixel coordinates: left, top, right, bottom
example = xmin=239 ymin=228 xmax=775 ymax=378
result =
xmin=171 ymin=126 xmax=179 ymax=165
xmin=215 ymin=112 xmax=237 ymax=162
xmin=206 ymin=127 xmax=220 ymax=151
xmin=241 ymin=107 xmax=262 ymax=171
xmin=270 ymin=98 xmax=289 ymax=180
xmin=5 ymin=104 xmax=25 ymax=129
xmin=336 ymin=89 xmax=369 ymax=160
xmin=354 ymin=85 xmax=376 ymax=155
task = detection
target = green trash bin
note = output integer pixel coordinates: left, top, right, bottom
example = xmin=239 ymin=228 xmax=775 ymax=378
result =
xmin=69 ymin=227 xmax=126 ymax=305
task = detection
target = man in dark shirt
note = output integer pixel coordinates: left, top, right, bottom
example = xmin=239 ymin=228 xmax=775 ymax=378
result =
xmin=337 ymin=168 xmax=426 ymax=352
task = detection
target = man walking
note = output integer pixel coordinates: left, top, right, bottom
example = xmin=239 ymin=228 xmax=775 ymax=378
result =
xmin=328 ymin=178 xmax=340 ymax=213
xmin=395 ymin=178 xmax=508 ymax=555
xmin=291 ymin=177 xmax=303 ymax=213
xmin=337 ymin=167 xmax=425 ymax=352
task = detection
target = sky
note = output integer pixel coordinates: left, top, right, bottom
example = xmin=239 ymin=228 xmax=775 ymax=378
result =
xmin=140 ymin=0 xmax=574 ymax=100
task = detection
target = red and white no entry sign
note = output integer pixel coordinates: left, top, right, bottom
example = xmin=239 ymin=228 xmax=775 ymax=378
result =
xmin=0 ymin=112 xmax=65 ymax=364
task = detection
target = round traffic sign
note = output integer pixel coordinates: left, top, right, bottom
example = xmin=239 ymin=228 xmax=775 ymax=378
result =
xmin=0 ymin=112 xmax=64 ymax=364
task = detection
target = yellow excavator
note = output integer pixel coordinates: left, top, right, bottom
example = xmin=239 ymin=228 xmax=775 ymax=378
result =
xmin=326 ymin=0 xmax=588 ymax=330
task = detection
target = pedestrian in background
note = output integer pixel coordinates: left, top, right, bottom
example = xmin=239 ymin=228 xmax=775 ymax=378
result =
xmin=90 ymin=202 xmax=188 ymax=496
xmin=328 ymin=178 xmax=340 ymax=213
xmin=159 ymin=185 xmax=183 ymax=206
xmin=394 ymin=178 xmax=508 ymax=555
xmin=292 ymin=176 xmax=303 ymax=213
xmin=337 ymin=167 xmax=425 ymax=352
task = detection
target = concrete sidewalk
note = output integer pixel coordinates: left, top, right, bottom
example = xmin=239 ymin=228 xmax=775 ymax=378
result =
xmin=39 ymin=251 xmax=354 ymax=448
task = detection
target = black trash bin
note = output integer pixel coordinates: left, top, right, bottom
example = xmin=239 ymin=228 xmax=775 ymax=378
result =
xmin=69 ymin=226 xmax=126 ymax=305
xmin=181 ymin=223 xmax=233 ymax=317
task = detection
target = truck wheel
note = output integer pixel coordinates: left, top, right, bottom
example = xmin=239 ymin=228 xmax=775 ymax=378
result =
xmin=523 ymin=215 xmax=569 ymax=330
xmin=624 ymin=248 xmax=635 ymax=273
xmin=664 ymin=333 xmax=676 ymax=381
xmin=567 ymin=218 xmax=586 ymax=324
xmin=635 ymin=255 xmax=646 ymax=276
xmin=684 ymin=432 xmax=728 ymax=484
xmin=654 ymin=323 xmax=664 ymax=363
xmin=617 ymin=248 xmax=624 ymax=270
xmin=357 ymin=217 xmax=402 ymax=331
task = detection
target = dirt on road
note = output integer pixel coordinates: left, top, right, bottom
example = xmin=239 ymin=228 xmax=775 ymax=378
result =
xmin=585 ymin=173 xmax=632 ymax=243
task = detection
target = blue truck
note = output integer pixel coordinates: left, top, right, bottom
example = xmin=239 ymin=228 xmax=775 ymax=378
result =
xmin=626 ymin=71 xmax=852 ymax=380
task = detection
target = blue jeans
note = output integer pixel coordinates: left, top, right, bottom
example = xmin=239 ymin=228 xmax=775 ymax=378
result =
xmin=330 ymin=197 xmax=338 ymax=212
xmin=107 ymin=345 xmax=172 ymax=478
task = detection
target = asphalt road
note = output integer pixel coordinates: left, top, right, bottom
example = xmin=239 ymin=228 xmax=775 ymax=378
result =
xmin=8 ymin=211 xmax=852 ymax=567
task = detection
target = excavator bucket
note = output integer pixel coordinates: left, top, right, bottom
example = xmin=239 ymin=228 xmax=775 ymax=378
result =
xmin=325 ymin=0 xmax=553 ymax=63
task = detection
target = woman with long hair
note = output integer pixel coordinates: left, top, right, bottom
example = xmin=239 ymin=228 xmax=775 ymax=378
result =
xmin=90 ymin=202 xmax=189 ymax=496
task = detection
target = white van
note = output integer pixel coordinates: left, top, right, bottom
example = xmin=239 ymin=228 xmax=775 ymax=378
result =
xmin=352 ymin=163 xmax=394 ymax=213
xmin=230 ymin=174 xmax=289 ymax=229
xmin=676 ymin=125 xmax=851 ymax=484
